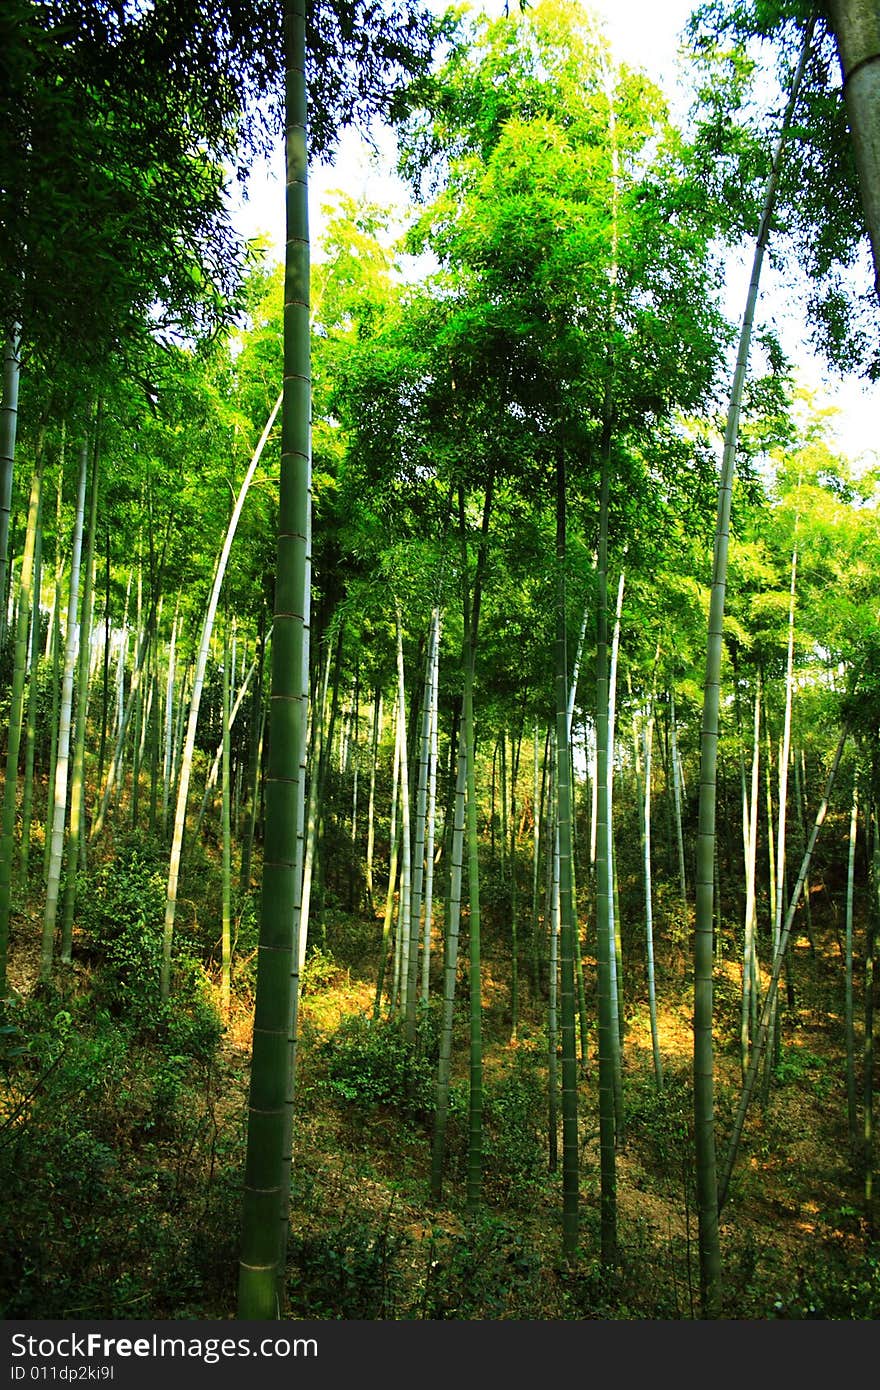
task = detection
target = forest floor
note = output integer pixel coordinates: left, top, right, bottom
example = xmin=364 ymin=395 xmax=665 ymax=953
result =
xmin=2 ymin=860 xmax=878 ymax=1321
xmin=221 ymin=884 xmax=876 ymax=1320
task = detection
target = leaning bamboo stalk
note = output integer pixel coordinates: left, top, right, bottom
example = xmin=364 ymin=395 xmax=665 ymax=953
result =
xmin=161 ymin=392 xmax=281 ymax=1000
xmin=692 ymin=20 xmax=814 ymax=1315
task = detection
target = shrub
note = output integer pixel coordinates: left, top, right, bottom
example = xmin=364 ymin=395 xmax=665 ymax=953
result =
xmin=318 ymin=1013 xmax=434 ymax=1117
xmin=286 ymin=1212 xmax=409 ymax=1318
xmin=483 ymin=1051 xmax=547 ymax=1207
xmin=416 ymin=1213 xmax=544 ymax=1319
xmin=77 ymin=848 xmax=166 ymax=1025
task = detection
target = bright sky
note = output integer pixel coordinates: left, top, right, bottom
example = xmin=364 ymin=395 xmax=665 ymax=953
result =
xmin=232 ymin=0 xmax=879 ymax=466
xmin=236 ymin=1 xmax=696 ymax=247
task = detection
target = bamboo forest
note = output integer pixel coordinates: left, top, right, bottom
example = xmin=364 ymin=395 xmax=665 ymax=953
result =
xmin=3 ymin=0 xmax=880 ymax=1326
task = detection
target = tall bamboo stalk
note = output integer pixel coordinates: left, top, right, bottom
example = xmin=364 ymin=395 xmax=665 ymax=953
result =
xmin=643 ymin=674 xmax=663 ymax=1091
xmin=238 ymin=0 xmax=310 ymax=1318
xmin=42 ymin=433 xmax=89 ymax=979
xmin=221 ymin=616 xmax=232 ymax=1018
xmin=375 ymin=691 xmax=401 ymax=1019
xmin=395 ymin=611 xmax=413 ymax=1022
xmin=430 ymin=743 xmax=466 ymax=1201
xmin=0 ymin=443 xmax=43 ymax=995
xmin=765 ymin=541 xmax=798 ymax=1092
xmin=595 ymin=440 xmax=617 ymax=1267
xmin=0 ymin=331 xmax=21 ymax=653
xmin=365 ymin=686 xmax=382 ymax=911
xmin=19 ymin=494 xmax=43 ymax=883
xmin=421 ymin=609 xmax=441 ymax=1006
xmin=60 ymin=418 xmax=100 ymax=960
xmin=406 ymin=610 xmax=436 ymax=1040
xmin=555 ymin=448 xmax=579 ymax=1260
xmin=845 ymin=776 xmax=859 ymax=1150
xmin=460 ymin=476 xmax=493 ymax=1214
xmin=741 ymin=677 xmax=761 ymax=1079
xmin=548 ymin=805 xmax=560 ymax=1175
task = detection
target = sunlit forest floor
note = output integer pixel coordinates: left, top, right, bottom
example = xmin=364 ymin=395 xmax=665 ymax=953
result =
xmin=1 ymin=833 xmax=877 ymax=1320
